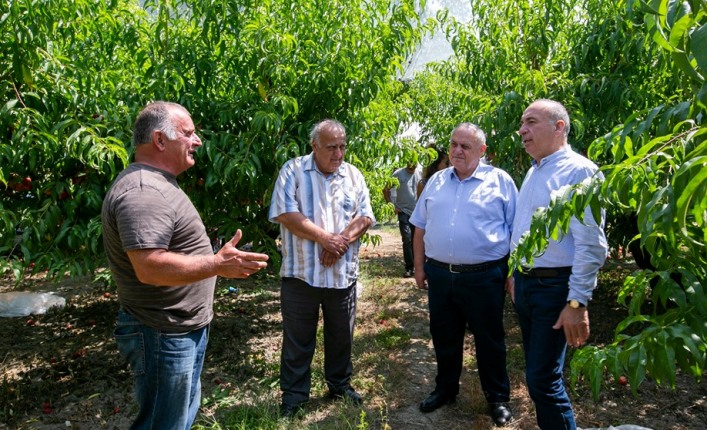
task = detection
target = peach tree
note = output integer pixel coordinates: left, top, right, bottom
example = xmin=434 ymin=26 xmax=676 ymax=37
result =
xmin=400 ymin=0 xmax=705 ymax=397
xmin=0 ymin=0 xmax=430 ymax=279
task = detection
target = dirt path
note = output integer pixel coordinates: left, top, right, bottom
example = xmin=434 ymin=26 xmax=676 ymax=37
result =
xmin=360 ymin=225 xmax=537 ymax=430
xmin=1 ymin=224 xmax=705 ymax=429
xmin=362 ymin=225 xmax=706 ymax=430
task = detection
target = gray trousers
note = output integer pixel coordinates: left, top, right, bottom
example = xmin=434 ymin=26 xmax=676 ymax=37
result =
xmin=279 ymin=277 xmax=357 ymax=406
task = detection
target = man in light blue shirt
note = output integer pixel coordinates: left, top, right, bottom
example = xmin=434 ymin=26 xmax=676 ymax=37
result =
xmin=269 ymin=119 xmax=375 ymax=418
xmin=410 ymin=123 xmax=517 ymax=426
xmin=509 ymin=99 xmax=608 ymax=430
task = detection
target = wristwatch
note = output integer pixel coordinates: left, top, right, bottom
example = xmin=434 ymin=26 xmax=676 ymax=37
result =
xmin=568 ymin=299 xmax=585 ymax=309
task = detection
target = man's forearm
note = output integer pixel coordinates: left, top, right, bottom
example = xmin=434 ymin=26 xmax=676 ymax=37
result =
xmin=127 ymin=231 xmax=269 ymax=286
xmin=341 ymin=216 xmax=373 ymax=243
xmin=413 ymin=227 xmax=425 ymax=270
xmin=275 ymin=212 xmax=330 ymax=244
xmin=128 ymin=249 xmax=217 ymax=286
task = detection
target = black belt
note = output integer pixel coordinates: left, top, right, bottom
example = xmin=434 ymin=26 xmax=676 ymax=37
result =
xmin=427 ymin=256 xmax=507 ymax=273
xmin=519 ymin=266 xmax=573 ymax=278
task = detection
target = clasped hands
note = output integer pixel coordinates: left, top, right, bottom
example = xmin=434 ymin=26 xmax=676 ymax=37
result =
xmin=320 ymin=232 xmax=350 ymax=267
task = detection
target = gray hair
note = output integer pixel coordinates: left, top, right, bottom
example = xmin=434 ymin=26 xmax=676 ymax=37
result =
xmin=132 ymin=101 xmax=188 ymax=146
xmin=310 ymin=119 xmax=346 ymax=145
xmin=535 ymin=99 xmax=571 ymax=138
xmin=452 ymin=122 xmax=486 ymax=146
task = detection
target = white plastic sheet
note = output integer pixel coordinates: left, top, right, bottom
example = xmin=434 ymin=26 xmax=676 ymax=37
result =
xmin=0 ymin=292 xmax=66 ymax=317
xmin=581 ymin=426 xmax=654 ymax=430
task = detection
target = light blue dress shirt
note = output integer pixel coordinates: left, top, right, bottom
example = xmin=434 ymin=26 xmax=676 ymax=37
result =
xmin=510 ymin=146 xmax=608 ymax=305
xmin=410 ymin=162 xmax=517 ymax=264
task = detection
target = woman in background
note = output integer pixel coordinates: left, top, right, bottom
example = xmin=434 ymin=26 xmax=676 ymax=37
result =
xmin=417 ymin=146 xmax=450 ymax=197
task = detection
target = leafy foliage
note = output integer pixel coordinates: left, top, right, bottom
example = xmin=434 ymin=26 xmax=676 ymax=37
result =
xmin=403 ymin=0 xmax=706 ymax=399
xmin=0 ymin=0 xmax=429 ymax=278
xmin=2 ymin=0 xmax=706 ymax=400
xmin=569 ymin=0 xmax=707 ymax=399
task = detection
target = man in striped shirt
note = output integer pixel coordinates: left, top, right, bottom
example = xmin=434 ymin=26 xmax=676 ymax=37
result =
xmin=269 ymin=119 xmax=375 ymax=418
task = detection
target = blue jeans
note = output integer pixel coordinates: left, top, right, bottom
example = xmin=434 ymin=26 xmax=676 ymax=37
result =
xmin=114 ymin=308 xmax=209 ymax=430
xmin=425 ymin=261 xmax=510 ymax=403
xmin=513 ymin=272 xmax=576 ymax=430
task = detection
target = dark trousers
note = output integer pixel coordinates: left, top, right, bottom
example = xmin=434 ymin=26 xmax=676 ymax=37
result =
xmin=279 ymin=277 xmax=357 ymax=406
xmin=425 ymin=261 xmax=511 ymax=403
xmin=398 ymin=212 xmax=415 ymax=272
xmin=513 ymin=272 xmax=576 ymax=430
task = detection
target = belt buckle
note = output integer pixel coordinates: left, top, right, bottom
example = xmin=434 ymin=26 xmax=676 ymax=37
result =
xmin=448 ymin=263 xmax=460 ymax=274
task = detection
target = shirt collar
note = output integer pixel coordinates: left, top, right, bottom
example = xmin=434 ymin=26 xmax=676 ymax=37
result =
xmin=449 ymin=161 xmax=490 ymax=182
xmin=303 ymin=152 xmax=347 ymax=177
xmin=532 ymin=145 xmax=572 ymax=168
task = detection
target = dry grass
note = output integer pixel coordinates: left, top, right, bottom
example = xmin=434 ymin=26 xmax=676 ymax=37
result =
xmin=2 ymin=224 xmax=705 ymax=429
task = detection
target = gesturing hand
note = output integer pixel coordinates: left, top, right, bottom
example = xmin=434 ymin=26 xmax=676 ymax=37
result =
xmin=215 ymin=229 xmax=269 ymax=278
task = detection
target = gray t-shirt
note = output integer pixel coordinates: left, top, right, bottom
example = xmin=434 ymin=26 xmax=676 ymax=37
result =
xmin=392 ymin=166 xmax=421 ymax=216
xmin=101 ymin=163 xmax=215 ymax=332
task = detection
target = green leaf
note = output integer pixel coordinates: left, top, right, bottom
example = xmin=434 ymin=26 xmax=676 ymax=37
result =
xmin=0 ymin=99 xmax=19 ymax=117
xmin=668 ymin=9 xmax=692 ymax=48
xmin=671 ymin=51 xmax=705 ymax=83
xmin=691 ymin=23 xmax=707 ymax=73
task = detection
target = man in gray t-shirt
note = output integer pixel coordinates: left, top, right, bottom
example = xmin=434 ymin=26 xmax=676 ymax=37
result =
xmin=101 ymin=101 xmax=268 ymax=429
xmin=383 ymin=164 xmax=421 ymax=277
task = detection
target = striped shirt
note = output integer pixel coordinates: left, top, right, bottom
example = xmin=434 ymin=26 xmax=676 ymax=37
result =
xmin=269 ymin=153 xmax=375 ymax=288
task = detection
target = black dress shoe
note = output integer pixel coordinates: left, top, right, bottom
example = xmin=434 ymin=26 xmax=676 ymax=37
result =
xmin=419 ymin=391 xmax=456 ymax=413
xmin=329 ymin=386 xmax=363 ymax=405
xmin=488 ymin=402 xmax=512 ymax=426
xmin=279 ymin=402 xmax=303 ymax=419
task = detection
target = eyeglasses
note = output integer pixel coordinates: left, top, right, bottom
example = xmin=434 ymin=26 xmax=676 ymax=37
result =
xmin=321 ymin=144 xmax=347 ymax=152
xmin=449 ymin=140 xmax=474 ymax=151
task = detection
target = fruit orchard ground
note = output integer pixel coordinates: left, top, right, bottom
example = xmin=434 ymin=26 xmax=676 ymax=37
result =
xmin=0 ymin=224 xmax=705 ymax=429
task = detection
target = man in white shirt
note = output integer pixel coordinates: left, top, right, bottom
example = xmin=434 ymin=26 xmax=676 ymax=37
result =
xmin=269 ymin=119 xmax=375 ymax=418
